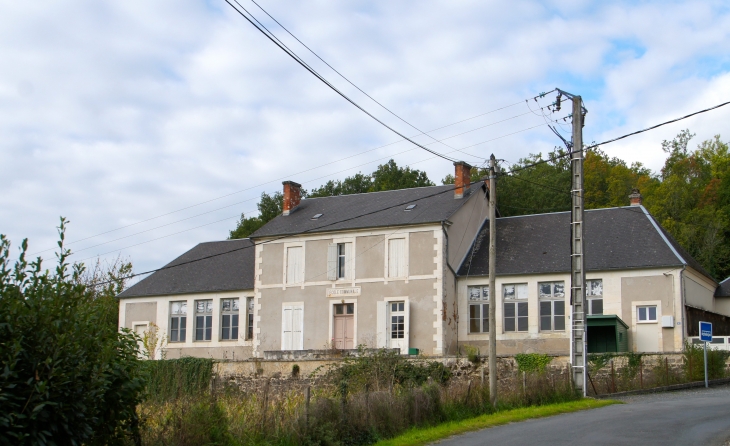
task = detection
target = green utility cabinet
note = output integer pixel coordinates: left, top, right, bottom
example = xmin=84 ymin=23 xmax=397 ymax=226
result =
xmin=587 ymin=315 xmax=629 ymax=353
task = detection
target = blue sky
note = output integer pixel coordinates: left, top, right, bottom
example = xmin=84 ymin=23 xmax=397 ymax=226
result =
xmin=1 ymin=0 xmax=729 ymax=276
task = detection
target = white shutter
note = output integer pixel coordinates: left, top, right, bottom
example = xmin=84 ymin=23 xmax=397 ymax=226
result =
xmin=376 ymin=301 xmax=387 ymax=348
xmin=403 ymin=300 xmax=410 ymax=351
xmin=388 ymin=238 xmax=405 ymax=278
xmin=287 ymin=247 xmax=303 ymax=284
xmin=292 ymin=306 xmax=303 ymax=350
xmin=344 ymin=242 xmax=353 ymax=280
xmin=327 ymin=243 xmax=337 ymax=280
xmin=282 ymin=306 xmax=293 ymax=350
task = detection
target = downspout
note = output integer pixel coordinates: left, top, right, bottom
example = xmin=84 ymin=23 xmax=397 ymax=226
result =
xmin=442 ymin=221 xmax=458 ymax=355
xmin=680 ymin=265 xmax=687 ymax=345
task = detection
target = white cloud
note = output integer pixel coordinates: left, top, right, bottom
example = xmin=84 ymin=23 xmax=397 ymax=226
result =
xmin=0 ymin=0 xmax=728 ymax=273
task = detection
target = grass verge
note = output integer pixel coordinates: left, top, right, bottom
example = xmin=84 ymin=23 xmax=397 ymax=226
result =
xmin=375 ymin=399 xmax=620 ymax=446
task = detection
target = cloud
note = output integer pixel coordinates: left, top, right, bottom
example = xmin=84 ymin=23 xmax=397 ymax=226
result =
xmin=0 ymin=0 xmax=728 ymax=274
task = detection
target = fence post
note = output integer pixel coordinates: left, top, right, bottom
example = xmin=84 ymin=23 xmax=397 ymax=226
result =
xmin=365 ymin=384 xmax=370 ymax=427
xmin=305 ymin=385 xmax=311 ymax=432
xmin=465 ymin=380 xmax=472 ymax=404
xmin=610 ymin=360 xmax=616 ymax=393
xmin=261 ymin=378 xmax=270 ymax=433
xmin=522 ymin=371 xmax=526 ymax=395
xmin=639 ymin=357 xmax=643 ymax=389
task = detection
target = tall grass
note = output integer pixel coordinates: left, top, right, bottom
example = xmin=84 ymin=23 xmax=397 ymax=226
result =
xmin=142 ymin=357 xmax=213 ymax=402
xmin=138 ymin=353 xmax=578 ymax=446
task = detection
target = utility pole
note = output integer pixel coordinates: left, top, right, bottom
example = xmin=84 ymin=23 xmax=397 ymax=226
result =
xmin=488 ymin=154 xmax=498 ymax=406
xmin=569 ymin=94 xmax=587 ymax=396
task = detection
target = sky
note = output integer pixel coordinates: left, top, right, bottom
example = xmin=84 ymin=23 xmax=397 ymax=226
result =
xmin=1 ymin=0 xmax=729 ymax=278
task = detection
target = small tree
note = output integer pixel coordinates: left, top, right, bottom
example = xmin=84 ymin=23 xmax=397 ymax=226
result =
xmin=0 ymin=218 xmax=145 ymax=444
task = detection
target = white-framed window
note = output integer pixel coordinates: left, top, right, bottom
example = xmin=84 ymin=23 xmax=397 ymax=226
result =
xmin=539 ymin=281 xmax=565 ymax=331
xmin=286 ymin=246 xmax=304 ymax=284
xmin=327 ymin=242 xmax=352 ymax=280
xmin=220 ymin=298 xmax=239 ymax=341
xmin=390 ymin=301 xmax=406 ymax=339
xmin=169 ymin=301 xmax=187 ymax=343
xmin=282 ymin=304 xmax=304 ymax=350
xmin=246 ymin=297 xmax=254 ymax=340
xmin=387 ymin=238 xmax=407 ymax=278
xmin=586 ymin=279 xmax=603 ymax=315
xmin=195 ymin=300 xmax=213 ymax=341
xmin=637 ymin=305 xmax=657 ymax=323
xmin=468 ymin=285 xmax=489 ymax=333
xmin=503 ymin=283 xmax=528 ymax=332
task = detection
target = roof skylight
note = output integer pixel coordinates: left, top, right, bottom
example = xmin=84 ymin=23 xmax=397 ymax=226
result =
xmin=405 ymin=204 xmax=417 ymax=211
xmin=311 ymin=213 xmax=323 ymax=220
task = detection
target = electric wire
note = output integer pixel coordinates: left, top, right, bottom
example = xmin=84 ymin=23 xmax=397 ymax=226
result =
xmin=244 ymin=0 xmax=556 ymax=162
xmin=88 ymin=177 xmax=487 ymax=287
xmin=69 ymin=113 xmax=568 ymax=260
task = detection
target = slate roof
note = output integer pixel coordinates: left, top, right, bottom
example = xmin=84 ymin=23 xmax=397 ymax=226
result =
xmin=458 ymin=206 xmax=715 ymax=282
xmin=717 ymin=278 xmax=730 ymax=298
xmin=250 ymin=183 xmax=486 ymax=238
xmin=118 ymin=238 xmax=255 ymax=298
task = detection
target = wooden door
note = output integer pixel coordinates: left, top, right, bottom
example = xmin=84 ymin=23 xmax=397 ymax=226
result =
xmin=333 ymin=303 xmax=354 ymax=349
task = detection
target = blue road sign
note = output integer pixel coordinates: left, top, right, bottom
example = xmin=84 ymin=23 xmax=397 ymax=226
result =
xmin=700 ymin=321 xmax=713 ymax=342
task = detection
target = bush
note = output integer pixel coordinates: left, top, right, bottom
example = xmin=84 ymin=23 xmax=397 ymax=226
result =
xmin=0 ymin=219 xmax=145 ymax=444
xmin=143 ymin=357 xmax=214 ymax=402
xmin=684 ymin=341 xmax=730 ymax=381
xmin=515 ymin=353 xmax=553 ymax=374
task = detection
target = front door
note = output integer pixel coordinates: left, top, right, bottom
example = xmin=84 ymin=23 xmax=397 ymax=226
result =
xmin=387 ymin=301 xmax=408 ymax=353
xmin=333 ymin=303 xmax=354 ymax=349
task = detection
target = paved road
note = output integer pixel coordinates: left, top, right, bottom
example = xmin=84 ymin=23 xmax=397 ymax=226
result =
xmin=435 ymin=385 xmax=730 ymax=446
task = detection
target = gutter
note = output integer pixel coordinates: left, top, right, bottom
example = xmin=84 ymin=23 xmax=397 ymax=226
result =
xmin=442 ymin=221 xmax=457 ymax=276
xmin=638 ymin=205 xmax=686 ymax=264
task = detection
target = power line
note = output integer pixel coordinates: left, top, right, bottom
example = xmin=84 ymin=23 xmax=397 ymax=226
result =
xmin=505 ymin=99 xmax=730 ymax=175
xmin=225 ymin=0 xmax=457 ymax=163
xmin=243 ymin=0 xmax=555 ymax=162
xmin=68 ymin=112 xmax=565 ymax=260
xmin=89 ymin=178 xmax=485 ymax=287
xmin=30 ymin=104 xmax=551 ymax=257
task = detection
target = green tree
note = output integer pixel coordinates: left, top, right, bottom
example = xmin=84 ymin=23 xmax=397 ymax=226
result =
xmin=229 ymin=191 xmax=283 ymax=239
xmin=0 ymin=218 xmax=145 ymax=445
xmin=370 ymin=159 xmax=434 ymax=191
xmin=308 ymin=173 xmax=373 ymax=198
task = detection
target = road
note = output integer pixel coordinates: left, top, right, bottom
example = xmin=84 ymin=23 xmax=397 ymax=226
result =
xmin=435 ymin=385 xmax=730 ymax=445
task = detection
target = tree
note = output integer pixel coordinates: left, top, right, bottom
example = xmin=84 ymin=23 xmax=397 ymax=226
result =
xmin=0 ymin=219 xmax=145 ymax=445
xmin=229 ymin=191 xmax=283 ymax=239
xmin=370 ymin=159 xmax=434 ymax=191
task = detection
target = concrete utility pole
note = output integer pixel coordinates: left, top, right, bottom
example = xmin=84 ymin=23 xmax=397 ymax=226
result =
xmin=488 ymin=154 xmax=498 ymax=406
xmin=569 ymin=94 xmax=587 ymax=396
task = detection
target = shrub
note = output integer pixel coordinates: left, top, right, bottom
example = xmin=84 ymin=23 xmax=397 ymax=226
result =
xmin=515 ymin=353 xmax=553 ymax=374
xmin=684 ymin=341 xmax=730 ymax=381
xmin=0 ymin=219 xmax=145 ymax=445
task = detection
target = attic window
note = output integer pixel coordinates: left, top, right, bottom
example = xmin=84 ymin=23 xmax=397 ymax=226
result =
xmin=311 ymin=213 xmax=323 ymax=220
xmin=404 ymin=204 xmax=417 ymax=211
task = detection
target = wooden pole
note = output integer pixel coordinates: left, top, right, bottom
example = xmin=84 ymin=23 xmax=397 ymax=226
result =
xmin=488 ymin=154 xmax=498 ymax=407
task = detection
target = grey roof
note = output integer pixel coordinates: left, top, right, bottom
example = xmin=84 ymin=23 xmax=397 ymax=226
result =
xmin=717 ymin=277 xmax=730 ymax=298
xmin=250 ymin=183 xmax=486 ymax=238
xmin=118 ymin=239 xmax=255 ymax=298
xmin=458 ymin=206 xmax=715 ymax=282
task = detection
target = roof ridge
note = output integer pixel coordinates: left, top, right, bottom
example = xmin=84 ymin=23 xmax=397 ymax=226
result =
xmin=302 ymin=183 xmax=454 ymax=200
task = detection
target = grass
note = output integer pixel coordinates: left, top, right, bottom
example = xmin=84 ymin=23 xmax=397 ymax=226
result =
xmin=375 ymin=399 xmax=621 ymax=446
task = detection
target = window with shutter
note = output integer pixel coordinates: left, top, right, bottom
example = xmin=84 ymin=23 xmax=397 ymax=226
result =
xmin=388 ymin=238 xmax=406 ymax=278
xmin=286 ymin=246 xmax=304 ymax=284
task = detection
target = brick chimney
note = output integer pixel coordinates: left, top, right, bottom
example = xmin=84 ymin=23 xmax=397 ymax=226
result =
xmin=453 ymin=161 xmax=472 ymax=199
xmin=282 ymin=181 xmax=302 ymax=215
xmin=629 ymin=188 xmax=642 ymax=206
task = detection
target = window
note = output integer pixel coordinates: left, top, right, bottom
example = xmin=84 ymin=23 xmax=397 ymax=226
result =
xmin=328 ymin=242 xmax=352 ymax=280
xmin=390 ymin=302 xmax=405 ymax=339
xmin=637 ymin=305 xmax=657 ymax=322
xmin=286 ymin=246 xmax=304 ymax=284
xmin=282 ymin=304 xmax=303 ymax=350
xmin=335 ymin=303 xmax=354 ymax=315
xmin=387 ymin=238 xmax=407 ymax=278
xmin=503 ymin=284 xmax=528 ymax=332
xmin=195 ymin=300 xmax=213 ymax=341
xmin=468 ymin=285 xmax=489 ymax=333
xmin=221 ymin=298 xmax=239 ymax=341
xmin=539 ymin=281 xmax=565 ymax=331
xmin=169 ymin=301 xmax=187 ymax=342
xmin=586 ymin=279 xmax=603 ymax=315
xmin=247 ymin=297 xmax=254 ymax=340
